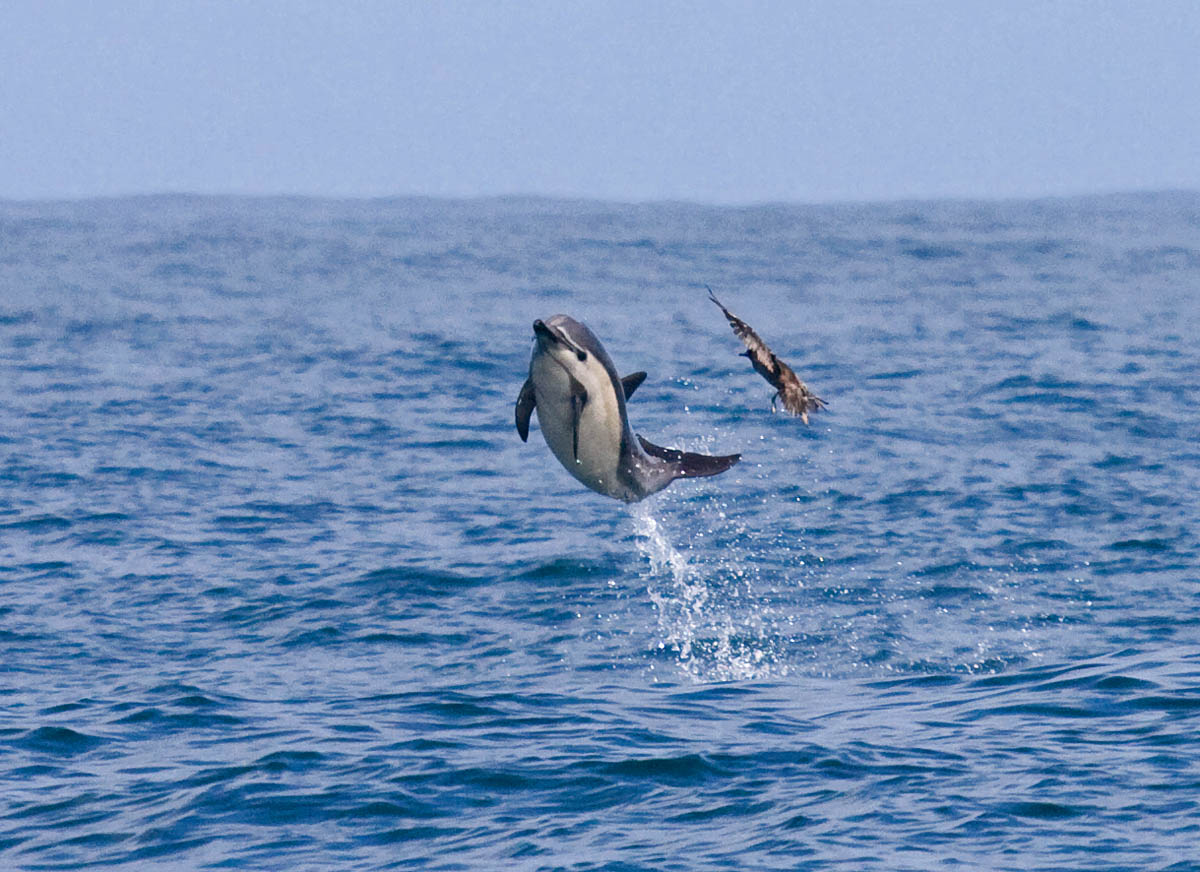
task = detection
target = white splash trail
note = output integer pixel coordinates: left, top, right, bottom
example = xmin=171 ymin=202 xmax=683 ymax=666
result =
xmin=629 ymin=501 xmax=783 ymax=682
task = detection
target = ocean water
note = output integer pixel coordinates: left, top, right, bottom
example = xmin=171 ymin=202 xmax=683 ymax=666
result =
xmin=2 ymin=192 xmax=1199 ymax=870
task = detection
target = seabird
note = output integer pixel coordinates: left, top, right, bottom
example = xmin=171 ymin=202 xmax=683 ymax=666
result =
xmin=708 ymin=288 xmax=827 ymax=424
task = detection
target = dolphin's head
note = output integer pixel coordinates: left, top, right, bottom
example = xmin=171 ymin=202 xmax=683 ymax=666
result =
xmin=530 ymin=314 xmax=628 ymax=422
xmin=532 ymin=315 xmax=596 ymax=370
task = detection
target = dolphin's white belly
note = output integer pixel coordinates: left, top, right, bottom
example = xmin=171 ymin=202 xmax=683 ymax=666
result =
xmin=530 ymin=352 xmax=624 ymax=495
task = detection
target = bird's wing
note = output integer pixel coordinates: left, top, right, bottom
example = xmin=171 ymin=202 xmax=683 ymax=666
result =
xmin=708 ymin=288 xmax=782 ymax=380
xmin=775 ymin=360 xmax=827 ymax=424
xmin=778 ymin=381 xmax=827 ymax=422
xmin=708 ymin=288 xmax=828 ymax=424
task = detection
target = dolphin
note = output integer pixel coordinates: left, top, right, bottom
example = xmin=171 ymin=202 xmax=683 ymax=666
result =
xmin=515 ymin=315 xmax=741 ymax=502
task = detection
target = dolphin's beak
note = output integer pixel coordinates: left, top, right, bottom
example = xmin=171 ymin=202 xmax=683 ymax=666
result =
xmin=533 ymin=318 xmax=586 ymax=360
xmin=532 ymin=319 xmax=559 ymax=352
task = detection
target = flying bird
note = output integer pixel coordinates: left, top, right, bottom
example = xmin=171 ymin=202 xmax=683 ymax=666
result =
xmin=708 ymin=288 xmax=827 ymax=424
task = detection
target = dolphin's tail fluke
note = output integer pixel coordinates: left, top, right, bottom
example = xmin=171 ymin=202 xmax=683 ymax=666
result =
xmin=636 ymin=435 xmax=741 ymax=479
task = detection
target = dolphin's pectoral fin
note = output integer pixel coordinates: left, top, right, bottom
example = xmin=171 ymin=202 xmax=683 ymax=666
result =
xmin=515 ymin=378 xmax=536 ymax=442
xmin=569 ymin=374 xmax=588 ymax=461
xmin=621 ymin=371 xmax=647 ymax=400
xmin=637 ymin=435 xmax=741 ymax=479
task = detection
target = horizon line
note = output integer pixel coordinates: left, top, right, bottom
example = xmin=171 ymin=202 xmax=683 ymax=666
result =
xmin=1 ymin=186 xmax=1198 ymax=210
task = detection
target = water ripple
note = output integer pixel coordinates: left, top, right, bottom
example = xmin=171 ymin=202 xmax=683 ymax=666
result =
xmin=2 ymin=193 xmax=1200 ymax=870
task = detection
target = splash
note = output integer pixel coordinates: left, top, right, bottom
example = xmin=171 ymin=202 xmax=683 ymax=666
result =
xmin=630 ymin=501 xmax=787 ymax=682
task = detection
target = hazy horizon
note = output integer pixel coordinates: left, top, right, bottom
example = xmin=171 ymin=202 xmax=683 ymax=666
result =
xmin=4 ymin=186 xmax=1199 ymax=211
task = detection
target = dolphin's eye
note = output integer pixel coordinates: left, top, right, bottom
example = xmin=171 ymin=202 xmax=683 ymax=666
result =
xmin=576 ymin=351 xmax=587 ymax=362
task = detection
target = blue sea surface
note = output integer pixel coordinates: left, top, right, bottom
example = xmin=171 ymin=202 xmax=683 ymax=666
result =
xmin=2 ymin=193 xmax=1199 ymax=870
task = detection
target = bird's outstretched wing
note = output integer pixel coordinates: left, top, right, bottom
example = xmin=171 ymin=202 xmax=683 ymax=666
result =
xmin=707 ymin=288 xmax=781 ymax=378
xmin=774 ymin=361 xmax=827 ymax=425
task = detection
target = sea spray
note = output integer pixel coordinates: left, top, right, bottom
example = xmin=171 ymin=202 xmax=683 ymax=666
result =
xmin=630 ymin=501 xmax=787 ymax=681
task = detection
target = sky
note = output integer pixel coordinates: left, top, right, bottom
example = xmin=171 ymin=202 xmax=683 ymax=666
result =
xmin=2 ymin=0 xmax=1198 ymax=204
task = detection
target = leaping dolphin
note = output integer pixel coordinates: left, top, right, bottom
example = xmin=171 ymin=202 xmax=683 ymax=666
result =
xmin=515 ymin=315 xmax=740 ymax=502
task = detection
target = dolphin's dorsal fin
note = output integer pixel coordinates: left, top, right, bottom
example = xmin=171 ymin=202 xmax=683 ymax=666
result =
xmin=621 ymin=371 xmax=647 ymax=400
xmin=515 ymin=378 xmax=536 ymax=442
xmin=569 ymin=374 xmax=588 ymax=460
xmin=637 ymin=434 xmax=740 ymax=479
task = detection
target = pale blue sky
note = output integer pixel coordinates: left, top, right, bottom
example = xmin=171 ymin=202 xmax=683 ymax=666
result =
xmin=2 ymin=0 xmax=1198 ymax=204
